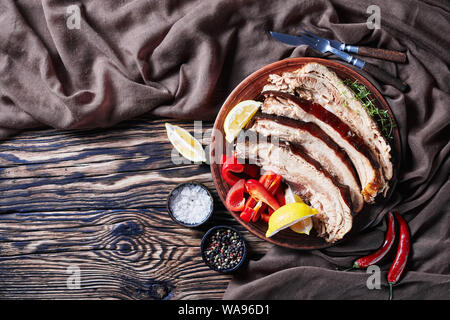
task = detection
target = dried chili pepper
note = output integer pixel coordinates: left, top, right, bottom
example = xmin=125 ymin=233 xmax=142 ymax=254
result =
xmin=353 ymin=212 xmax=396 ymax=269
xmin=387 ymin=212 xmax=410 ymax=300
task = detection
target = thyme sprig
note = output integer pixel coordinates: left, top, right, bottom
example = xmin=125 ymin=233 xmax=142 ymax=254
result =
xmin=343 ymin=79 xmax=395 ymax=140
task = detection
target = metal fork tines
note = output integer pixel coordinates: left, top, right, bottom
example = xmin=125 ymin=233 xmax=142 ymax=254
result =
xmin=297 ymin=30 xmax=365 ymax=69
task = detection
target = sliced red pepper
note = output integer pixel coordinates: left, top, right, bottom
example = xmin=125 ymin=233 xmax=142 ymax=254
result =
xmin=267 ymin=187 xmax=285 ymax=217
xmin=240 ymin=207 xmax=253 ymax=223
xmin=251 ymin=201 xmax=264 ymax=222
xmin=251 ymin=175 xmax=282 ymax=222
xmin=243 ymin=164 xmax=260 ymax=179
xmin=245 ymin=179 xmax=280 ymax=211
xmin=225 ymin=179 xmax=246 ymax=211
xmin=222 ymin=156 xmax=243 ymax=186
xmin=266 ymin=175 xmax=282 ymax=194
xmin=221 ymin=155 xmax=259 ymax=186
xmin=240 ymin=201 xmax=263 ymax=223
xmin=261 ymin=170 xmax=277 ymax=184
xmin=261 ymin=213 xmax=270 ymax=223
xmin=241 ymin=172 xmax=282 ymax=223
xmin=222 ymin=168 xmax=241 ymax=186
xmin=275 ymin=187 xmax=286 ymax=208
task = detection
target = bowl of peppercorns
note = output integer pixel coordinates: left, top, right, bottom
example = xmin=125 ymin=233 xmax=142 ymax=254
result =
xmin=201 ymin=226 xmax=247 ymax=273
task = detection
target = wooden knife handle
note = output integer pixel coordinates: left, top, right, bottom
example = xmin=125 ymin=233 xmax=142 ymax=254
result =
xmin=362 ymin=62 xmax=409 ymax=92
xmin=357 ymin=46 xmax=407 ymax=63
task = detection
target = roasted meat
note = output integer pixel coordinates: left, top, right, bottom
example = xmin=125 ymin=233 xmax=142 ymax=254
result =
xmin=247 ymin=113 xmax=364 ymax=212
xmin=265 ymin=63 xmax=393 ymax=186
xmin=260 ymin=90 xmax=384 ymax=203
xmin=235 ymin=136 xmax=353 ymax=243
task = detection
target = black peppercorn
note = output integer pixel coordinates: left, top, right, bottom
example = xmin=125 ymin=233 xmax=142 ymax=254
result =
xmin=202 ymin=227 xmax=246 ymax=272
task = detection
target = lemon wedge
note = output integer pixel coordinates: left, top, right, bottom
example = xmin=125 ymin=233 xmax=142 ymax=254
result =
xmin=284 ymin=187 xmax=314 ymax=235
xmin=265 ymin=202 xmax=318 ymax=238
xmin=224 ymin=100 xmax=261 ymax=143
xmin=284 ymin=186 xmax=304 ymax=204
xmin=290 ymin=217 xmax=314 ymax=235
xmin=165 ymin=123 xmax=206 ymax=162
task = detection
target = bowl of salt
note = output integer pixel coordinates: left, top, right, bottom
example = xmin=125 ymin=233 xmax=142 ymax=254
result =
xmin=167 ymin=182 xmax=214 ymax=228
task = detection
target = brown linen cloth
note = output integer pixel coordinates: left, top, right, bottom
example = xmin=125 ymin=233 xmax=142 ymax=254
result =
xmin=0 ymin=0 xmax=449 ymax=299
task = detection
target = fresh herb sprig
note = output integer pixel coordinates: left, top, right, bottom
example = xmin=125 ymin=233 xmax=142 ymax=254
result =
xmin=343 ymin=79 xmax=395 ymax=140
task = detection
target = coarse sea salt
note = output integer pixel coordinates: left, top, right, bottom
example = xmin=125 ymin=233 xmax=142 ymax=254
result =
xmin=169 ymin=184 xmax=213 ymax=225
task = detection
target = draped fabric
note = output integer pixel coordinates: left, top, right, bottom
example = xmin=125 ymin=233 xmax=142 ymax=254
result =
xmin=0 ymin=0 xmax=448 ymax=299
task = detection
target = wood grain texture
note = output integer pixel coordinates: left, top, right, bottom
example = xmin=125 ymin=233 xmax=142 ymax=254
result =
xmin=0 ymin=116 xmax=270 ymax=299
xmin=357 ymin=46 xmax=407 ymax=63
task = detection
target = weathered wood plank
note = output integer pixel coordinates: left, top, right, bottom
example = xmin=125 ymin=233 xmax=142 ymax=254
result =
xmin=0 ymin=117 xmax=271 ymax=299
xmin=0 ymin=118 xmax=216 ymax=213
xmin=0 ymin=252 xmax=230 ymax=299
xmin=0 ymin=118 xmax=213 ymax=177
xmin=0 ymin=164 xmax=214 ymax=212
xmin=0 ymin=208 xmax=270 ymax=299
xmin=0 ymin=208 xmax=269 ymax=256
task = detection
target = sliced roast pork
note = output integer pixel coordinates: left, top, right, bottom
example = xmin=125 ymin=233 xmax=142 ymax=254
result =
xmin=260 ymin=90 xmax=384 ymax=203
xmin=266 ymin=63 xmax=393 ymax=187
xmin=247 ymin=113 xmax=364 ymax=212
xmin=235 ymin=137 xmax=353 ymax=243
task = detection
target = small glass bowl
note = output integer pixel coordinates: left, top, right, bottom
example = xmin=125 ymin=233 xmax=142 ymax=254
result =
xmin=200 ymin=225 xmax=247 ymax=274
xmin=167 ymin=182 xmax=214 ymax=228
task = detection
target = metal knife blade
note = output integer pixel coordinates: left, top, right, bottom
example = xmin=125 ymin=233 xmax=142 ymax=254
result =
xmin=270 ymin=31 xmax=365 ymax=69
xmin=269 ymin=31 xmax=409 ymax=92
xmin=298 ymin=28 xmax=359 ymax=53
xmin=299 ymin=28 xmax=407 ymax=63
xmin=269 ymin=31 xmax=308 ymax=47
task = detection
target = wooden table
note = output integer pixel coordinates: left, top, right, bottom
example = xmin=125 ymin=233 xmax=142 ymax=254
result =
xmin=0 ymin=116 xmax=271 ymax=299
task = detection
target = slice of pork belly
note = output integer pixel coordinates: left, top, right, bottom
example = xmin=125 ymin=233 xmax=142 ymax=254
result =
xmin=247 ymin=113 xmax=364 ymax=212
xmin=266 ymin=63 xmax=393 ymax=187
xmin=235 ymin=137 xmax=353 ymax=243
xmin=260 ymin=90 xmax=384 ymax=203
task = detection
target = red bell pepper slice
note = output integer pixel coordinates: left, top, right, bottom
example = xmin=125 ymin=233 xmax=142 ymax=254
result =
xmin=266 ymin=183 xmax=285 ymax=217
xmin=225 ymin=179 xmax=246 ymax=211
xmin=221 ymin=155 xmax=259 ymax=186
xmin=275 ymin=187 xmax=286 ymax=208
xmin=261 ymin=213 xmax=270 ymax=223
xmin=251 ymin=174 xmax=282 ymax=222
xmin=245 ymin=179 xmax=280 ymax=211
xmin=241 ymin=172 xmax=282 ymax=223
xmin=240 ymin=201 xmax=263 ymax=223
xmin=241 ymin=172 xmax=271 ymax=222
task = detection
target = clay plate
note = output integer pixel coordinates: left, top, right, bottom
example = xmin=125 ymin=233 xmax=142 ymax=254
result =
xmin=210 ymin=57 xmax=401 ymax=250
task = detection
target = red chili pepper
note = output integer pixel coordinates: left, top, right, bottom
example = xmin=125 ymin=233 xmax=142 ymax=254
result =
xmin=387 ymin=212 xmax=410 ymax=300
xmin=353 ymin=212 xmax=396 ymax=269
xmin=245 ymin=179 xmax=280 ymax=211
xmin=225 ymin=179 xmax=246 ymax=211
xmin=221 ymin=155 xmax=259 ymax=186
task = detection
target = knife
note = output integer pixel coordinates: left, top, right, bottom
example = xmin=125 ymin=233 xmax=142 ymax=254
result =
xmin=270 ymin=31 xmax=409 ymax=92
xmin=299 ymin=28 xmax=407 ymax=63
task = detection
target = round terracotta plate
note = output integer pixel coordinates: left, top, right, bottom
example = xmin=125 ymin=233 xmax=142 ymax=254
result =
xmin=210 ymin=57 xmax=401 ymax=250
